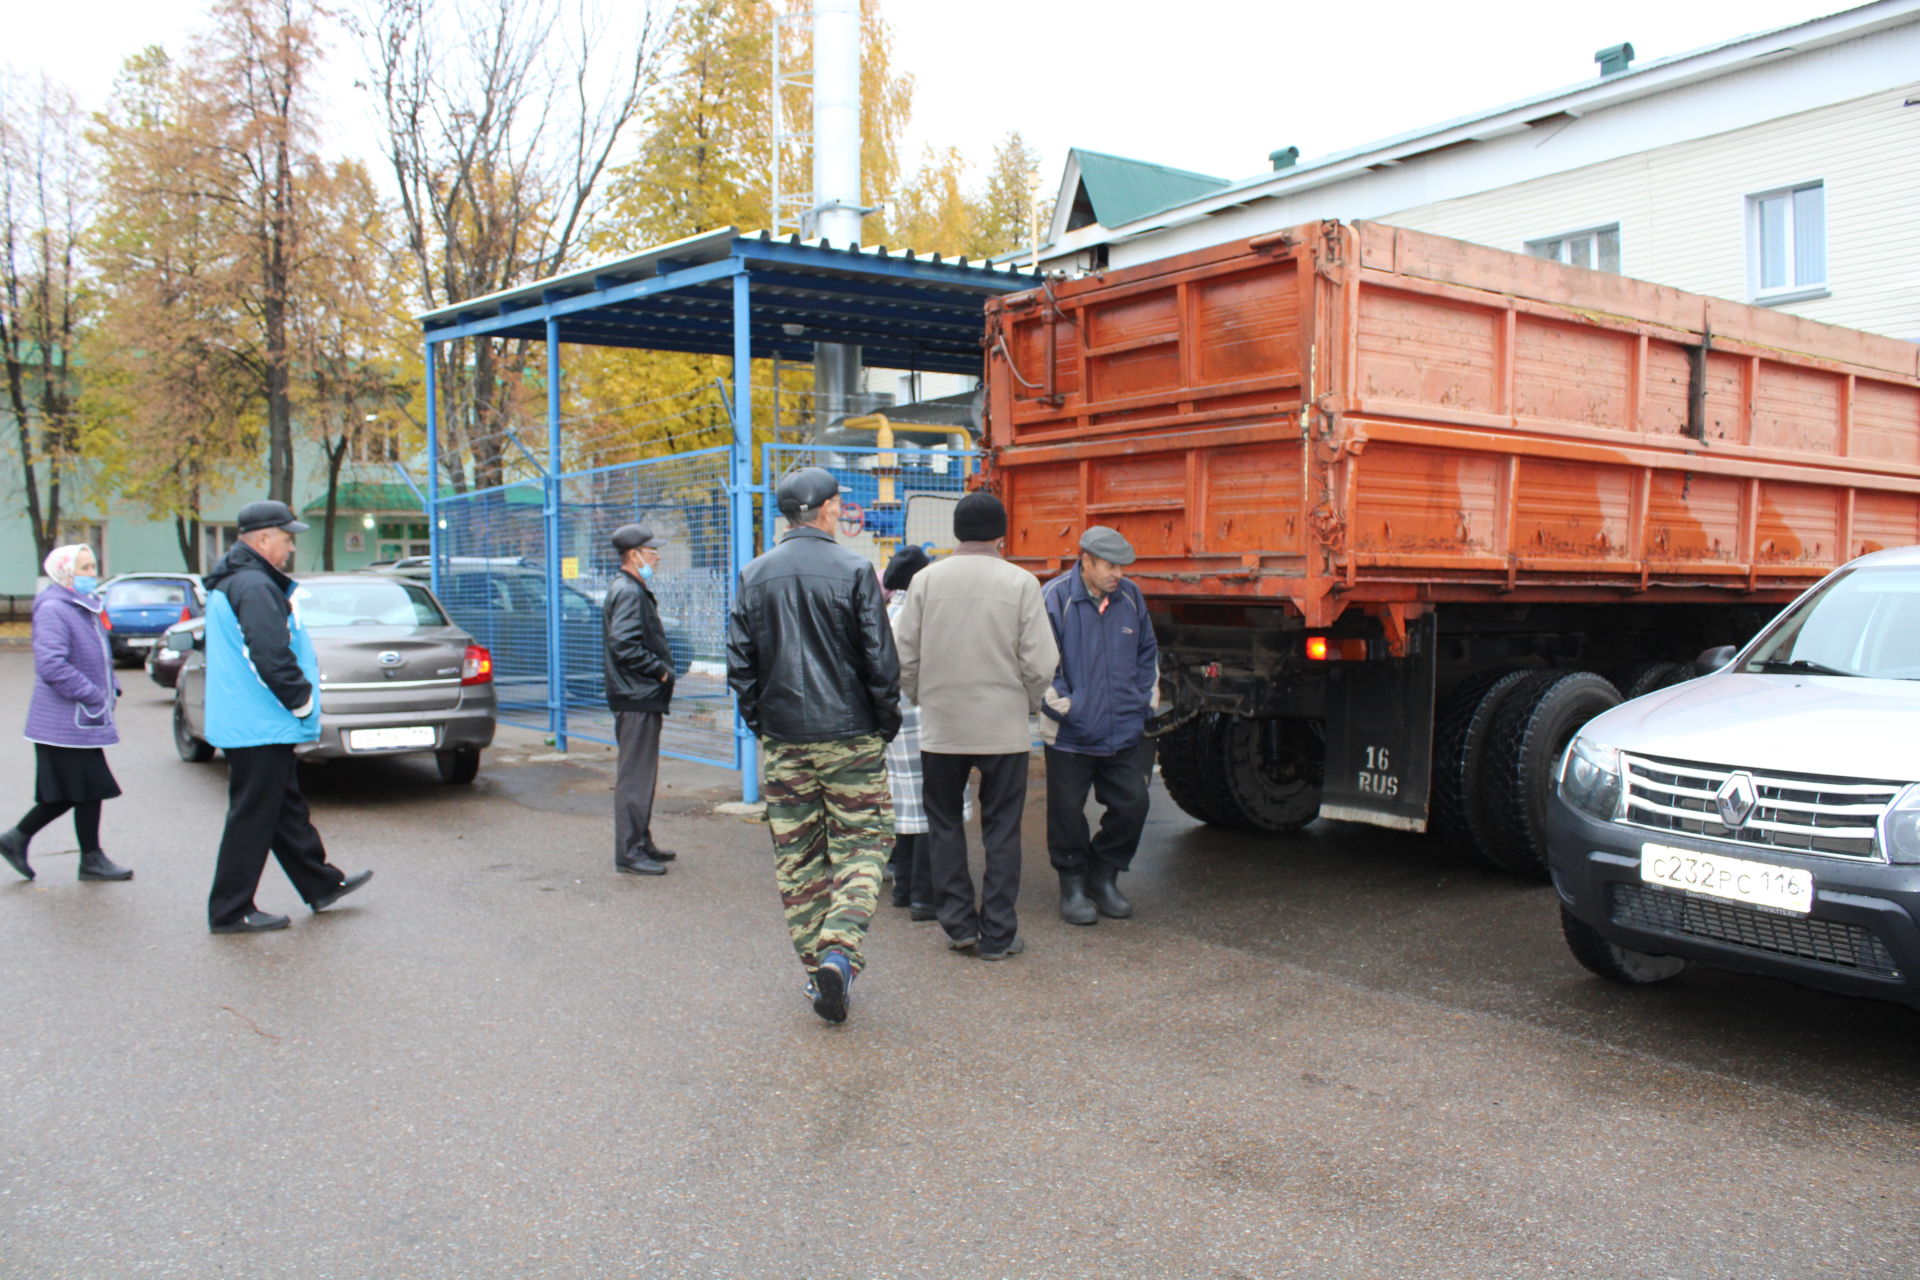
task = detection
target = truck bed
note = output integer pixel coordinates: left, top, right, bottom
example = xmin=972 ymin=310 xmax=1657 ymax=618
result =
xmin=985 ymin=221 xmax=1920 ymax=628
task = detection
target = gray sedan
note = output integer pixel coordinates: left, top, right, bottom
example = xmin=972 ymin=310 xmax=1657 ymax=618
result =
xmin=172 ymin=573 xmax=496 ymax=783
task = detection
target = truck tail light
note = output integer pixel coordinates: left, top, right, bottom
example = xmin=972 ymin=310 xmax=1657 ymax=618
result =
xmin=1305 ymin=636 xmax=1369 ymax=661
xmin=461 ymin=644 xmax=493 ymax=685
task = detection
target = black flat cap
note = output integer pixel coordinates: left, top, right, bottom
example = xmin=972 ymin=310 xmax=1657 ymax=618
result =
xmin=611 ymin=524 xmax=667 ymax=552
xmin=237 ymin=500 xmax=309 ymax=534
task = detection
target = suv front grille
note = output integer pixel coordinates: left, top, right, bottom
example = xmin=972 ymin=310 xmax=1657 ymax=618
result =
xmin=1619 ymin=754 xmax=1900 ymax=861
xmin=1609 ymin=883 xmax=1901 ymax=979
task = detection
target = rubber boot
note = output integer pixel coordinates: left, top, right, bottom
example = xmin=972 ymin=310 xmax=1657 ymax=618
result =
xmin=0 ymin=827 xmax=31 ymax=881
xmin=1058 ymin=871 xmax=1097 ymax=925
xmin=1086 ymin=863 xmax=1133 ymax=919
xmin=77 ymin=848 xmax=133 ymax=882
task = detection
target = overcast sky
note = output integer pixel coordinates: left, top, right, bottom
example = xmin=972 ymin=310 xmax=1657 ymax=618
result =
xmin=6 ymin=0 xmax=1861 ymax=196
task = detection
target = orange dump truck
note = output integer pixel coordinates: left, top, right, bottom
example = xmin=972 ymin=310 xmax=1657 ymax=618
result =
xmin=983 ymin=220 xmax=1920 ymax=873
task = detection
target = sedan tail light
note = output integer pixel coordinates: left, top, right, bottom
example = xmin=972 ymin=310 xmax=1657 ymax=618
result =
xmin=461 ymin=644 xmax=493 ymax=685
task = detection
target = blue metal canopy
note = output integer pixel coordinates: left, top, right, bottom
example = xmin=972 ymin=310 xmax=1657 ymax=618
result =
xmin=418 ymin=228 xmax=1038 ymax=376
xmin=418 ymin=229 xmax=1037 ymax=801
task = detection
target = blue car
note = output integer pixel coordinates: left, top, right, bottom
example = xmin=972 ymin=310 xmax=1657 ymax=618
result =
xmin=101 ymin=573 xmax=204 ymax=667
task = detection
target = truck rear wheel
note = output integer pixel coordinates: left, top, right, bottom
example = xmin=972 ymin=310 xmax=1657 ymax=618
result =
xmin=1608 ymin=661 xmax=1685 ymax=700
xmin=1157 ymin=714 xmax=1248 ymax=828
xmin=1560 ymin=907 xmax=1687 ymax=985
xmin=1480 ymin=671 xmax=1622 ymax=877
xmin=1430 ymin=668 xmax=1530 ymax=860
xmin=1215 ymin=715 xmax=1322 ymax=833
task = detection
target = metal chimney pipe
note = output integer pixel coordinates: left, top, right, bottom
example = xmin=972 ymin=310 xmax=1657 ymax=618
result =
xmin=811 ymin=0 xmax=863 ymax=430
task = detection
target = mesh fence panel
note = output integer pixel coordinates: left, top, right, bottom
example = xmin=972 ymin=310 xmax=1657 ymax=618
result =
xmin=762 ymin=443 xmax=981 ymax=571
xmin=432 ymin=480 xmax=552 ymax=728
xmin=555 ymin=448 xmax=734 ymax=763
xmin=431 ymin=449 xmax=737 ymax=767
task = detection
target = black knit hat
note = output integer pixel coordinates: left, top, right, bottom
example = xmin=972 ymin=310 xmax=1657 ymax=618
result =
xmin=882 ymin=544 xmax=931 ymax=591
xmin=953 ymin=490 xmax=1007 ymax=542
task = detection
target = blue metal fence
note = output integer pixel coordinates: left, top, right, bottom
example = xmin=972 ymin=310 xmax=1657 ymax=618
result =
xmin=761 ymin=443 xmax=980 ymax=566
xmin=433 ymin=447 xmax=739 ymax=768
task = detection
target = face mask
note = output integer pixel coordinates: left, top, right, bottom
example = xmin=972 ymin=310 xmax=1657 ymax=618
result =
xmin=637 ymin=563 xmax=655 ymax=581
xmin=71 ymin=575 xmax=99 ymax=595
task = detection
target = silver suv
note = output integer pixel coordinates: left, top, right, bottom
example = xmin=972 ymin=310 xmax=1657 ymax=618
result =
xmin=1547 ymin=545 xmax=1920 ymax=1009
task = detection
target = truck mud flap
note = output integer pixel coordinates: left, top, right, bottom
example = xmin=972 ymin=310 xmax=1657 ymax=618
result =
xmin=1317 ymin=615 xmax=1436 ymax=831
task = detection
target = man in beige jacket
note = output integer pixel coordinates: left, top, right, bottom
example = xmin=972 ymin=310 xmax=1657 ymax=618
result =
xmin=894 ymin=491 xmax=1059 ymax=959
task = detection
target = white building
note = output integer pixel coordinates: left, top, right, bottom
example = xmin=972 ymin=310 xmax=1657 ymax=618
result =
xmin=1038 ymin=0 xmax=1920 ymax=341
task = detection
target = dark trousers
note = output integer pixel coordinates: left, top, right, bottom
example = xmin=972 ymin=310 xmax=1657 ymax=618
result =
xmin=208 ymin=744 xmax=342 ymax=927
xmin=613 ymin=710 xmax=663 ymax=863
xmin=923 ymin=751 xmax=1027 ymax=950
xmin=889 ymin=831 xmax=934 ymax=907
xmin=1045 ymin=739 xmax=1155 ymax=875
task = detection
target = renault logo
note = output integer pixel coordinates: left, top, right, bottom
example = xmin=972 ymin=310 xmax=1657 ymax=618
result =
xmin=1715 ymin=772 xmax=1757 ymax=828
xmin=378 ymin=651 xmax=405 ymax=668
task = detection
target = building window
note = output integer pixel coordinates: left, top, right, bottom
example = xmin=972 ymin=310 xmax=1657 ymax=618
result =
xmin=1527 ymin=225 xmax=1621 ymax=274
xmin=202 ymin=523 xmax=239 ymax=570
xmin=1749 ymin=182 xmax=1827 ymax=302
xmin=58 ymin=521 xmax=108 ymax=573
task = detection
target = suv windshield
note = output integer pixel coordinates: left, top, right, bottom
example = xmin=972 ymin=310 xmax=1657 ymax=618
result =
xmin=298 ymin=579 xmax=448 ymax=629
xmin=1742 ymin=565 xmax=1920 ymax=679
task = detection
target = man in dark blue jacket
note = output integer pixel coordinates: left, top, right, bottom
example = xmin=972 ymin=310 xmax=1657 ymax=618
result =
xmin=1039 ymin=526 xmax=1159 ymax=925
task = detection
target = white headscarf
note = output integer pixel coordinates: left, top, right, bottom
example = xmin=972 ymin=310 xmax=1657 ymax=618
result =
xmin=43 ymin=544 xmax=92 ymax=590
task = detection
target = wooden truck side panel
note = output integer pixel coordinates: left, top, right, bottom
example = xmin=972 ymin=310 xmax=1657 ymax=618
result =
xmin=986 ymin=221 xmax=1920 ymax=628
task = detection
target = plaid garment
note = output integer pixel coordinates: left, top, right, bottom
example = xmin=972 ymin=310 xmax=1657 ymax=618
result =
xmin=885 ymin=596 xmax=969 ymax=835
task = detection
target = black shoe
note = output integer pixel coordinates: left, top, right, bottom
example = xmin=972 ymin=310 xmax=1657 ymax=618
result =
xmin=211 ymin=911 xmax=291 ymax=934
xmin=889 ymin=886 xmax=912 ymax=908
xmin=812 ymin=950 xmax=853 ymax=1024
xmin=946 ymin=931 xmax=979 ymax=951
xmin=310 ymin=869 xmax=372 ymax=911
xmin=616 ymin=854 xmax=667 ymax=876
xmin=1058 ymin=871 xmax=1097 ymax=926
xmin=77 ymin=849 xmax=133 ymax=881
xmin=0 ymin=827 xmax=33 ymax=881
xmin=909 ymin=902 xmax=937 ymax=922
xmin=979 ymin=934 xmax=1026 ymax=961
xmin=1087 ymin=864 xmax=1134 ymax=919
xmin=645 ymin=846 xmax=678 ymax=862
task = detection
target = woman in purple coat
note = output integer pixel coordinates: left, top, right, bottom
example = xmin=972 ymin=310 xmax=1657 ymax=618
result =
xmin=0 ymin=545 xmax=133 ymax=882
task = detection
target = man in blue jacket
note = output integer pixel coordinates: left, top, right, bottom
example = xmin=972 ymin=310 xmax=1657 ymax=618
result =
xmin=1040 ymin=526 xmax=1159 ymax=925
xmin=203 ymin=501 xmax=371 ymax=934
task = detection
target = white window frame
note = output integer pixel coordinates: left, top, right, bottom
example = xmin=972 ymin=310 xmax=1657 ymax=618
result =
xmin=1525 ymin=223 xmax=1622 ymax=274
xmin=57 ymin=520 xmax=108 ymax=574
xmin=1747 ymin=181 xmax=1829 ymax=305
xmin=201 ymin=523 xmax=240 ymax=569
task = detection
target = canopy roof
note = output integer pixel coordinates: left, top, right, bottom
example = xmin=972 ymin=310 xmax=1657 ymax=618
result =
xmin=419 ymin=229 xmax=1039 ymax=377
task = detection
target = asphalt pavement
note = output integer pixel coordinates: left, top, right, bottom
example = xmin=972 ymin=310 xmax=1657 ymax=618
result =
xmin=3 ymin=649 xmax=1918 ymax=1279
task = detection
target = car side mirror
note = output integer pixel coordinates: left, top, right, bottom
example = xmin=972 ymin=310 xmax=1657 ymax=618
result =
xmin=1696 ymin=644 xmax=1738 ymax=675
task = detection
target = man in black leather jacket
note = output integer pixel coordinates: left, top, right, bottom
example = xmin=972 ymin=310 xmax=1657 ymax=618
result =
xmin=604 ymin=524 xmax=676 ymax=875
xmin=727 ymin=467 xmax=901 ymax=1024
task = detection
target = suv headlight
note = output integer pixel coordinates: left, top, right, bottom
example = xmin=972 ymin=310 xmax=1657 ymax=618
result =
xmin=1878 ymin=785 xmax=1920 ymax=864
xmin=1559 ymin=736 xmax=1623 ymax=821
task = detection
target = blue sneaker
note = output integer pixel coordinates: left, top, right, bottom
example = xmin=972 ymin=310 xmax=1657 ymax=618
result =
xmin=812 ymin=950 xmax=854 ymax=1024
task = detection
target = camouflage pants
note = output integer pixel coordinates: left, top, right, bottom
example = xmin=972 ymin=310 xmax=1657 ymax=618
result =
xmin=763 ymin=734 xmax=893 ymax=974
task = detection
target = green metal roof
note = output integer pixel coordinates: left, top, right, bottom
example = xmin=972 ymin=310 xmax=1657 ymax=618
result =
xmin=300 ymin=482 xmax=423 ymax=515
xmin=1068 ymin=149 xmax=1231 ymax=228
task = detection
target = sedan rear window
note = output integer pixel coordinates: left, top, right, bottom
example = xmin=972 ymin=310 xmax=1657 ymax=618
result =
xmin=298 ymin=580 xmax=448 ymax=629
xmin=107 ymin=581 xmax=190 ymax=607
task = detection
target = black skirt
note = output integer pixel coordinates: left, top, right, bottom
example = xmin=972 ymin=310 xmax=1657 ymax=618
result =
xmin=33 ymin=744 xmax=122 ymax=806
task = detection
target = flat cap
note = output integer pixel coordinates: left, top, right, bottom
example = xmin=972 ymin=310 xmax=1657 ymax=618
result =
xmin=1078 ymin=525 xmax=1135 ymax=566
xmin=611 ymin=524 xmax=667 ymax=552
xmin=237 ymin=499 xmax=309 ymax=534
